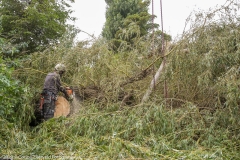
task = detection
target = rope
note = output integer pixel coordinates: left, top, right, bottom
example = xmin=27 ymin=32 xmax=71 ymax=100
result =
xmin=152 ymin=0 xmax=156 ymax=89
xmin=152 ymin=0 xmax=155 ymax=30
xmin=151 ymin=0 xmax=156 ymax=54
xmin=152 ymin=0 xmax=155 ymax=37
xmin=160 ymin=0 xmax=164 ymax=53
xmin=159 ymin=0 xmax=168 ymax=102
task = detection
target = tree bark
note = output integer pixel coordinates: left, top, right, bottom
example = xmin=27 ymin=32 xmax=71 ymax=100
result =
xmin=141 ymin=59 xmax=166 ymax=103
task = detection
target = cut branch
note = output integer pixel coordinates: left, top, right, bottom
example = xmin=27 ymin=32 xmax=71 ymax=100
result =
xmin=120 ymin=68 xmax=152 ymax=87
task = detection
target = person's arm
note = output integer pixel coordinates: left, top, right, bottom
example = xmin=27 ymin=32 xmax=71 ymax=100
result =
xmin=56 ymin=75 xmax=69 ymax=99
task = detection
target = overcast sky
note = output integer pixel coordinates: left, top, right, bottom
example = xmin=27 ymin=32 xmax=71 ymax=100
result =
xmin=71 ymin=0 xmax=228 ymax=41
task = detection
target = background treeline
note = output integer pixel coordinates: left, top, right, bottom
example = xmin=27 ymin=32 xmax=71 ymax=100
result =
xmin=0 ymin=0 xmax=239 ymax=159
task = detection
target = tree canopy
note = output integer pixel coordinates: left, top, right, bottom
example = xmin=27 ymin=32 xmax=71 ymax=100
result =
xmin=102 ymin=0 xmax=171 ymax=52
xmin=0 ymin=0 xmax=76 ymax=57
xmin=102 ymin=0 xmax=154 ymax=40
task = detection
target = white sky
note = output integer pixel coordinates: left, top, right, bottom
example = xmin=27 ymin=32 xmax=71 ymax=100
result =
xmin=71 ymin=0 xmax=228 ymax=41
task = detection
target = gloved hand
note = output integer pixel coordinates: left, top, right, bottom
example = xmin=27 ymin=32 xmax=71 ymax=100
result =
xmin=66 ymin=87 xmax=74 ymax=101
xmin=68 ymin=95 xmax=74 ymax=101
xmin=65 ymin=94 xmax=73 ymax=102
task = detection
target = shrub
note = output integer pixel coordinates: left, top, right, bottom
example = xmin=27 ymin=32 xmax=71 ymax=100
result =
xmin=0 ymin=58 xmax=32 ymax=128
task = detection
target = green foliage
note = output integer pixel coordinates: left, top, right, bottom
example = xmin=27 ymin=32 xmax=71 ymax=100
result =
xmin=165 ymin=0 xmax=240 ymax=110
xmin=102 ymin=0 xmax=154 ymax=48
xmin=0 ymin=0 xmax=77 ymax=57
xmin=1 ymin=0 xmax=239 ymax=159
xmin=102 ymin=0 xmax=171 ymax=52
xmin=103 ymin=0 xmax=151 ymax=39
xmin=0 ymin=58 xmax=33 ymax=127
xmin=1 ymin=104 xmax=239 ymax=159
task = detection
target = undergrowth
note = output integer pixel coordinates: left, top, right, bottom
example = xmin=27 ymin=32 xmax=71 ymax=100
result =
xmin=1 ymin=103 xmax=239 ymax=159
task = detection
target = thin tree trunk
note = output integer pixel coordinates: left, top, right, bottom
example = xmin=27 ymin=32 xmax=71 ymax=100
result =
xmin=141 ymin=59 xmax=165 ymax=103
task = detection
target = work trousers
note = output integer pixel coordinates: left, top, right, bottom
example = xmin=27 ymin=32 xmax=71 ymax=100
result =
xmin=43 ymin=100 xmax=55 ymax=120
xmin=42 ymin=90 xmax=56 ymax=120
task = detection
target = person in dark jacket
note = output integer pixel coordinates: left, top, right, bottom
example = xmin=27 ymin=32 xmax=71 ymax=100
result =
xmin=41 ymin=63 xmax=69 ymax=120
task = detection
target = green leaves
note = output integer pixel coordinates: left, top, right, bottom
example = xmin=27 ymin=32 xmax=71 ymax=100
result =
xmin=102 ymin=0 xmax=152 ymax=40
xmin=0 ymin=0 xmax=76 ymax=57
xmin=102 ymin=0 xmax=169 ymax=52
xmin=0 ymin=58 xmax=32 ymax=126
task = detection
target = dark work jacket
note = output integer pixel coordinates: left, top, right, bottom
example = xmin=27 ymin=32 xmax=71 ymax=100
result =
xmin=43 ymin=72 xmax=67 ymax=96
